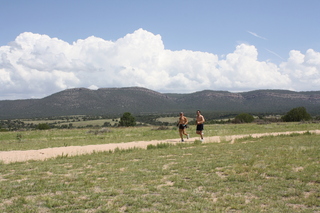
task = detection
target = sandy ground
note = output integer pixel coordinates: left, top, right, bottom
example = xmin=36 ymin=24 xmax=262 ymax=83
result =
xmin=1 ymin=130 xmax=319 ymax=164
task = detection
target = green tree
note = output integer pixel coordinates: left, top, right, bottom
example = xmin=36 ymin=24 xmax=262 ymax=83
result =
xmin=119 ymin=112 xmax=136 ymax=127
xmin=234 ymin=113 xmax=254 ymax=123
xmin=282 ymin=106 xmax=311 ymax=122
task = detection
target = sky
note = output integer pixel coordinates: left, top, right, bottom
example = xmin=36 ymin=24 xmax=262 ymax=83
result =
xmin=1 ymin=0 xmax=320 ymax=100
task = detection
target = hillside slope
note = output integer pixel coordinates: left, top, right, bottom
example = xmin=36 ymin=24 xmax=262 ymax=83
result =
xmin=0 ymin=87 xmax=319 ymax=119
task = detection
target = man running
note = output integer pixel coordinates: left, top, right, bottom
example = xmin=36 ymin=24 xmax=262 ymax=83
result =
xmin=178 ymin=112 xmax=189 ymax=142
xmin=196 ymin=110 xmax=205 ymax=141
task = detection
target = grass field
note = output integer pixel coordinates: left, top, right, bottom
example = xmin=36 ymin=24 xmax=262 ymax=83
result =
xmin=0 ymin=123 xmax=319 ymax=212
xmin=0 ymin=122 xmax=319 ymax=151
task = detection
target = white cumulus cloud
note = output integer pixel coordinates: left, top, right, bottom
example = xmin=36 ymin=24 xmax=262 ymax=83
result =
xmin=218 ymin=44 xmax=291 ymax=90
xmin=280 ymin=49 xmax=320 ymax=91
xmin=0 ymin=28 xmax=319 ymax=100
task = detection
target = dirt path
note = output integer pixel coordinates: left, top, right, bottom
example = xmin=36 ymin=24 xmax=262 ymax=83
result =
xmin=1 ymin=130 xmax=319 ymax=164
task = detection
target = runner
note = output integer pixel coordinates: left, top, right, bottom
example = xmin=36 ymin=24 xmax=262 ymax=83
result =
xmin=178 ymin=112 xmax=189 ymax=142
xmin=196 ymin=110 xmax=205 ymax=141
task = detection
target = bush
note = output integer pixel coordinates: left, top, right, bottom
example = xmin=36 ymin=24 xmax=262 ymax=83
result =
xmin=314 ymin=115 xmax=320 ymax=121
xmin=282 ymin=107 xmax=311 ymax=122
xmin=119 ymin=112 xmax=136 ymax=127
xmin=35 ymin=123 xmax=51 ymax=130
xmin=102 ymin=122 xmax=111 ymax=127
xmin=234 ymin=113 xmax=254 ymax=123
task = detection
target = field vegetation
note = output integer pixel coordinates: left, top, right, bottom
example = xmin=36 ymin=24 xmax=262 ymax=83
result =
xmin=0 ymin=122 xmax=319 ymax=152
xmin=0 ymin=122 xmax=319 ymax=212
xmin=1 ymin=106 xmax=318 ymax=131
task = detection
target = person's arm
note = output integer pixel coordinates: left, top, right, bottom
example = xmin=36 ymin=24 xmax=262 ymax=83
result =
xmin=201 ymin=115 xmax=205 ymax=123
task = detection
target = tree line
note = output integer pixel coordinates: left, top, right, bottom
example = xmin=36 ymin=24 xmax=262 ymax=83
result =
xmin=0 ymin=107 xmax=318 ymax=131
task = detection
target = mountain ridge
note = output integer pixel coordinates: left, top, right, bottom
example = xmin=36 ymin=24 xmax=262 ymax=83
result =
xmin=1 ymin=87 xmax=319 ymax=119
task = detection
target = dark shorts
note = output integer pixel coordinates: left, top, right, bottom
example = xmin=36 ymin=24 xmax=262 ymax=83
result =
xmin=196 ymin=124 xmax=204 ymax=131
xmin=179 ymin=124 xmax=186 ymax=130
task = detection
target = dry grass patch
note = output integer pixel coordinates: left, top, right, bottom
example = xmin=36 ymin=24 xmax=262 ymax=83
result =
xmin=0 ymin=130 xmax=319 ymax=212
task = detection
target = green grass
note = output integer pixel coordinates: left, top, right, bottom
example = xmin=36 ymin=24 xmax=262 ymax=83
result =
xmin=0 ymin=122 xmax=319 ymax=151
xmin=0 ymin=133 xmax=319 ymax=212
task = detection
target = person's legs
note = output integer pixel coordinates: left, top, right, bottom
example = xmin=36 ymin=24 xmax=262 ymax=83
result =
xmin=196 ymin=124 xmax=204 ymax=140
xmin=179 ymin=129 xmax=184 ymax=140
xmin=197 ymin=131 xmax=203 ymax=139
xmin=179 ymin=125 xmax=189 ymax=141
xmin=179 ymin=124 xmax=185 ymax=141
xmin=183 ymin=128 xmax=189 ymax=139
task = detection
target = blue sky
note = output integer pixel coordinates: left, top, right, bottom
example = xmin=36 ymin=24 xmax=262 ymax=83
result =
xmin=1 ymin=0 xmax=320 ymax=100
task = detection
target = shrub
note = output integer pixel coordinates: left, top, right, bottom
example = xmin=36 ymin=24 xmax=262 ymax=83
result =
xmin=35 ymin=123 xmax=51 ymax=130
xmin=119 ymin=112 xmax=136 ymax=127
xmin=102 ymin=122 xmax=111 ymax=127
xmin=234 ymin=113 xmax=254 ymax=123
xmin=282 ymin=107 xmax=311 ymax=122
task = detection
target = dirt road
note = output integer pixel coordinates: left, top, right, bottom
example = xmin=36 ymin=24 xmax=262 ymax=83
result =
xmin=1 ymin=130 xmax=319 ymax=164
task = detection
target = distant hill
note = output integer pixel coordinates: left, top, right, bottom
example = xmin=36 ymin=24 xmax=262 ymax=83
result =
xmin=0 ymin=87 xmax=319 ymax=119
